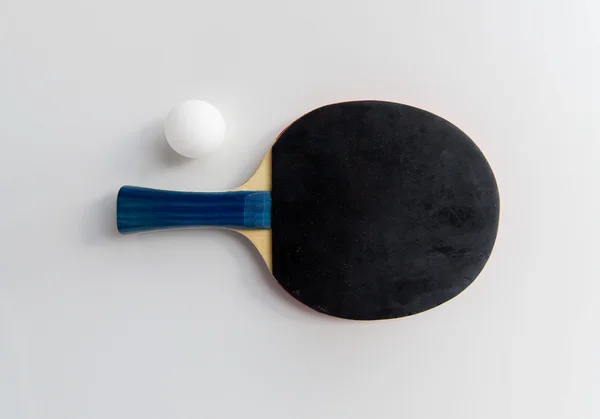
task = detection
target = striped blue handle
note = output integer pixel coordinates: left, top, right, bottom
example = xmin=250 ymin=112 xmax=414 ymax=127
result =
xmin=117 ymin=186 xmax=271 ymax=234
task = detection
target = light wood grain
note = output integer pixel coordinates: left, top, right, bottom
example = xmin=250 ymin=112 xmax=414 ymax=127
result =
xmin=235 ymin=150 xmax=271 ymax=191
xmin=233 ymin=150 xmax=272 ymax=271
xmin=235 ymin=229 xmax=272 ymax=271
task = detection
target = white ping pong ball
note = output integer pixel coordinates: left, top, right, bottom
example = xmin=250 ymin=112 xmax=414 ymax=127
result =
xmin=164 ymin=100 xmax=226 ymax=158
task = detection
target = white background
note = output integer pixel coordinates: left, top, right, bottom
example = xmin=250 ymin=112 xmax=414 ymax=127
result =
xmin=1 ymin=1 xmax=599 ymax=418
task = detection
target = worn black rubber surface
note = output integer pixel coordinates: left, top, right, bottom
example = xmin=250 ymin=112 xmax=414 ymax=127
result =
xmin=271 ymin=101 xmax=499 ymax=320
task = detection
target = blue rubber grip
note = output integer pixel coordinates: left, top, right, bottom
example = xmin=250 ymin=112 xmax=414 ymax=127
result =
xmin=117 ymin=186 xmax=271 ymax=234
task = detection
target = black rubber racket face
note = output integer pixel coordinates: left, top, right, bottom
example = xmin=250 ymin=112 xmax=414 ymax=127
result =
xmin=271 ymin=101 xmax=499 ymax=320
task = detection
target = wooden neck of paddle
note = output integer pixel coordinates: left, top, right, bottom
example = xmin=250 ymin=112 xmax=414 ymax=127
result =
xmin=116 ymin=186 xmax=271 ymax=234
xmin=235 ymin=150 xmax=272 ymax=191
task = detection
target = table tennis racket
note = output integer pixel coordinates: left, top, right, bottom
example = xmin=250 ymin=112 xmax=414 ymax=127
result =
xmin=117 ymin=101 xmax=499 ymax=320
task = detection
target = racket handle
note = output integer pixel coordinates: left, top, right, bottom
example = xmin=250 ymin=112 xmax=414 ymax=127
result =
xmin=116 ymin=186 xmax=271 ymax=234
